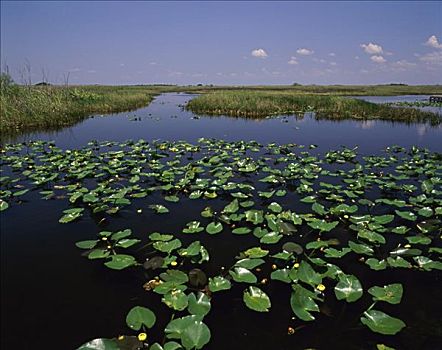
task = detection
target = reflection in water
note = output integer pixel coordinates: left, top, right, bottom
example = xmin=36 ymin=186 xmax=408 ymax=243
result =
xmin=359 ymin=120 xmax=376 ymax=130
xmin=1 ymin=93 xmax=441 ymax=153
xmin=352 ymin=94 xmax=442 ymax=116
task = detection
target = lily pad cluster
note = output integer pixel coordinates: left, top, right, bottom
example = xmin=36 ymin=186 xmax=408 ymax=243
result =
xmin=1 ymin=139 xmax=441 ymax=349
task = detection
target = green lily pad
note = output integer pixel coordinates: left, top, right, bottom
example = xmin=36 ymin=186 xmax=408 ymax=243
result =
xmin=229 ymin=267 xmax=257 ymax=283
xmin=334 ymin=274 xmax=363 ymax=302
xmin=126 ymin=306 xmax=156 ymax=330
xmin=188 ymin=292 xmax=211 ymax=317
xmin=104 ymin=254 xmax=136 ymax=270
xmin=290 ymin=285 xmax=319 ymax=321
xmin=206 ymin=222 xmax=223 ymax=234
xmin=361 ymin=310 xmax=406 ymax=335
xmin=208 ymin=276 xmax=231 ymax=292
xmin=243 ymin=286 xmax=271 ymax=312
xmin=368 ymin=284 xmax=403 ymax=304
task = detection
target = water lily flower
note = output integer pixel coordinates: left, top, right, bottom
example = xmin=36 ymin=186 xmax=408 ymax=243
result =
xmin=316 ymin=283 xmax=326 ymax=291
xmin=138 ymin=332 xmax=147 ymax=341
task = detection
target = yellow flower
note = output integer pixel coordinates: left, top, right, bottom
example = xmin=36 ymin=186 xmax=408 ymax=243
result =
xmin=170 ymin=261 xmax=178 ymax=266
xmin=117 ymin=335 xmax=124 ymax=340
xmin=138 ymin=332 xmax=147 ymax=341
xmin=316 ymin=283 xmax=326 ymax=292
xmin=293 ymin=263 xmax=300 ymax=268
xmin=404 ymin=244 xmax=411 ymax=248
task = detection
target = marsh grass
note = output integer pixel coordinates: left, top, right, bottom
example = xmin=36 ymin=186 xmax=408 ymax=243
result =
xmin=0 ymin=84 xmax=157 ymax=132
xmin=2 ymin=81 xmax=441 ymax=135
xmin=186 ymin=90 xmax=441 ymax=124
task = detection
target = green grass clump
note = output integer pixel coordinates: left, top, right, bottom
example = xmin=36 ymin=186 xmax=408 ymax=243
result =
xmin=186 ymin=90 xmax=440 ymax=123
xmin=0 ymin=80 xmax=157 ymax=132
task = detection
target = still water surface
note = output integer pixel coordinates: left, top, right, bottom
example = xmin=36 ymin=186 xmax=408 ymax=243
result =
xmin=1 ymin=93 xmax=441 ymax=350
xmin=6 ymin=93 xmax=442 ymax=152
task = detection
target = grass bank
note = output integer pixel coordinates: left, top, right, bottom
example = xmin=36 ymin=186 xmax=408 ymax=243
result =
xmin=186 ymin=90 xmax=441 ymax=124
xmin=0 ymin=83 xmax=158 ymax=132
xmin=2 ymin=80 xmax=441 ymax=134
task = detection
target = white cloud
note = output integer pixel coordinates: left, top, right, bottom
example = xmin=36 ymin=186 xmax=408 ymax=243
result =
xmin=328 ymin=52 xmax=336 ymax=57
xmin=370 ymin=55 xmax=386 ymax=63
xmin=361 ymin=42 xmax=383 ymax=54
xmin=288 ymin=56 xmax=298 ymax=65
xmin=329 ymin=62 xmax=337 ymax=66
xmin=425 ymin=35 xmax=442 ymax=49
xmin=120 ymin=63 xmax=125 ymax=67
xmin=296 ymin=48 xmax=314 ymax=55
xmin=392 ymin=60 xmax=416 ymax=68
xmin=354 ymin=56 xmax=360 ymax=60
xmin=251 ymin=48 xmax=268 ymax=58
xmin=149 ymin=62 xmax=157 ymax=65
xmin=419 ymin=51 xmax=442 ymax=65
xmin=390 ymin=60 xmax=417 ymax=71
xmin=87 ymin=70 xmax=96 ymax=73
xmin=68 ymin=67 xmax=81 ymax=72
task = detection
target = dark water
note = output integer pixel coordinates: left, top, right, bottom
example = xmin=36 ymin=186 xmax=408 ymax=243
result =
xmin=3 ymin=93 xmax=442 ymax=152
xmin=1 ymin=93 xmax=442 ymax=350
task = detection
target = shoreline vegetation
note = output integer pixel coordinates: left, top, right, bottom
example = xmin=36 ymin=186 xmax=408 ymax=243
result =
xmin=186 ymin=90 xmax=441 ymax=124
xmin=1 ymin=74 xmax=442 ymax=134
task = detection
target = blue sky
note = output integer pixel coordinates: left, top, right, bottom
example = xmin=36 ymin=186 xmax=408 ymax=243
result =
xmin=1 ymin=1 xmax=441 ymax=85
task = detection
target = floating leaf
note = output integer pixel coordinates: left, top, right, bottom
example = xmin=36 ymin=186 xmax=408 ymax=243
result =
xmin=282 ymin=242 xmax=303 ymax=255
xmin=75 ymin=240 xmax=98 ymax=249
xmin=229 ymin=267 xmax=257 ymax=283
xmin=268 ymin=202 xmax=283 ymax=213
xmin=188 ymin=292 xmax=211 ymax=317
xmin=188 ymin=269 xmax=207 ymax=287
xmin=206 ymin=222 xmax=223 ymax=234
xmin=243 ymin=286 xmax=271 ymax=312
xmin=104 ymin=254 xmax=136 ymax=270
xmin=154 ymin=239 xmax=182 ymax=254
xmin=260 ymin=231 xmax=283 ymax=244
xmin=361 ymin=310 xmax=406 ymax=335
xmin=208 ymin=276 xmax=231 ymax=292
xmin=243 ymin=247 xmax=269 ymax=258
xmin=165 ymin=315 xmax=211 ymax=350
xmin=235 ymin=258 xmax=265 ymax=269
xmin=0 ymin=199 xmax=9 ymax=211
xmin=395 ymin=210 xmax=417 ymax=221
xmin=126 ymin=306 xmax=156 ymax=330
xmin=163 ymin=289 xmax=189 ymax=311
xmin=77 ymin=338 xmax=119 ymax=350
xmin=290 ymin=285 xmax=319 ymax=321
xmin=307 ymin=219 xmax=339 ymax=232
xmin=149 ymin=204 xmax=169 ymax=214
xmin=59 ymin=208 xmax=84 ymax=223
xmin=368 ymin=284 xmax=403 ymax=304
xmin=334 ymin=274 xmax=363 ymax=302
xmin=232 ymin=227 xmax=251 ymax=235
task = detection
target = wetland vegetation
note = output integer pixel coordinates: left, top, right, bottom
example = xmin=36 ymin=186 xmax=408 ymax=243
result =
xmin=186 ymin=90 xmax=441 ymax=123
xmin=1 ymin=138 xmax=441 ymax=350
xmin=1 ymin=72 xmax=442 ymax=136
xmin=1 ymin=76 xmax=442 ymax=350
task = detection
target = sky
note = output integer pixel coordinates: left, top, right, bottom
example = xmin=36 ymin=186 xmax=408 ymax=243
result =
xmin=1 ymin=1 xmax=441 ymax=85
